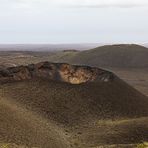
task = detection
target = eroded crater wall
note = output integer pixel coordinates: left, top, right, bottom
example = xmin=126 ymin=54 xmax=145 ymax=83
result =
xmin=0 ymin=62 xmax=115 ymax=84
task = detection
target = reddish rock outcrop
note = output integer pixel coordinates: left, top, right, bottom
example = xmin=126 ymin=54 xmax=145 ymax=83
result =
xmin=0 ymin=62 xmax=115 ymax=84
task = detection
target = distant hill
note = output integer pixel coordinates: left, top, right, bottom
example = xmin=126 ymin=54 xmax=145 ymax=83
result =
xmin=1 ymin=44 xmax=148 ymax=69
xmin=0 ymin=43 xmax=101 ymax=51
xmin=67 ymin=44 xmax=148 ymax=68
xmin=0 ymin=62 xmax=148 ymax=147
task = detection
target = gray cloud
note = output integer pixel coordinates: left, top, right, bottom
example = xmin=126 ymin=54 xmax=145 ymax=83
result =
xmin=1 ymin=0 xmax=148 ymax=9
xmin=63 ymin=3 xmax=148 ymax=8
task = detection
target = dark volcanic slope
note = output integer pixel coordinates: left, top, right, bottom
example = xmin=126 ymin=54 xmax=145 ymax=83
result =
xmin=68 ymin=44 xmax=148 ymax=68
xmin=0 ymin=62 xmax=148 ymax=147
xmin=2 ymin=77 xmax=148 ymax=124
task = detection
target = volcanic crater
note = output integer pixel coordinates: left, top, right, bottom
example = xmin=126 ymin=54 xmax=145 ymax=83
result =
xmin=0 ymin=61 xmax=115 ymax=84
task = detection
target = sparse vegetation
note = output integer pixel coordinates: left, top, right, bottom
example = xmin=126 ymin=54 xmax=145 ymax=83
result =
xmin=137 ymin=142 xmax=148 ymax=148
xmin=0 ymin=143 xmax=9 ymax=148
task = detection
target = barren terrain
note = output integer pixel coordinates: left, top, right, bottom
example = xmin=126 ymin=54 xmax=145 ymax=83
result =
xmin=0 ymin=44 xmax=148 ymax=147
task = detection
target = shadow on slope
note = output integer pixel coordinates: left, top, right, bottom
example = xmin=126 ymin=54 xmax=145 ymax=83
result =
xmin=1 ymin=78 xmax=148 ymax=126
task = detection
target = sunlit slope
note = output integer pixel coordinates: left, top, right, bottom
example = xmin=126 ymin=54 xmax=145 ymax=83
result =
xmin=0 ymin=95 xmax=69 ymax=148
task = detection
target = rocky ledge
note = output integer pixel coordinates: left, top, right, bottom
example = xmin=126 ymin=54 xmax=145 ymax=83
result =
xmin=0 ymin=62 xmax=116 ymax=84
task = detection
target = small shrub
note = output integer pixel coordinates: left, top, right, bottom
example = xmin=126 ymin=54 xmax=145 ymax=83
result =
xmin=137 ymin=142 xmax=148 ymax=148
xmin=0 ymin=144 xmax=9 ymax=148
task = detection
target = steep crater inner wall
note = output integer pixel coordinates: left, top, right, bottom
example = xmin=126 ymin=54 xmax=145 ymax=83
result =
xmin=0 ymin=62 xmax=115 ymax=84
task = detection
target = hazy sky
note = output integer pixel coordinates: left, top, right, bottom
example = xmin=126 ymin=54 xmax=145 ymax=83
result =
xmin=0 ymin=0 xmax=148 ymax=44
